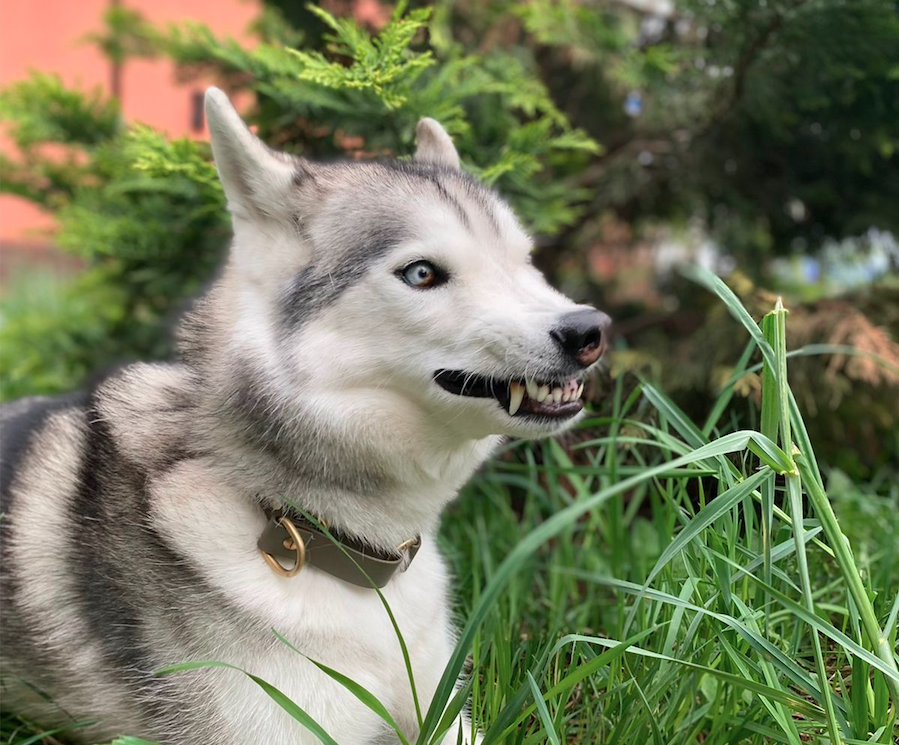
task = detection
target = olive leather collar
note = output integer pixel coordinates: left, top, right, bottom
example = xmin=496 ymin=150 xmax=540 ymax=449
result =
xmin=257 ymin=508 xmax=421 ymax=589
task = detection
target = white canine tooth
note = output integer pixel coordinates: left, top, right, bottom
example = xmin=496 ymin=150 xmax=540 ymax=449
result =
xmin=552 ymin=387 xmax=563 ymax=403
xmin=576 ymin=382 xmax=584 ymax=399
xmin=508 ymin=382 xmax=525 ymax=416
xmin=537 ymin=385 xmax=549 ymax=402
xmin=526 ymin=379 xmax=538 ymax=399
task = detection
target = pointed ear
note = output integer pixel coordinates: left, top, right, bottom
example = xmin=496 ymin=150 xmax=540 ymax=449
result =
xmin=414 ymin=118 xmax=460 ymax=170
xmin=205 ymin=87 xmax=300 ymax=223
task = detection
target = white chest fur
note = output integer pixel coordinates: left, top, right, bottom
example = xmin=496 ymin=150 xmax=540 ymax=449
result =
xmin=150 ymin=460 xmax=459 ymax=744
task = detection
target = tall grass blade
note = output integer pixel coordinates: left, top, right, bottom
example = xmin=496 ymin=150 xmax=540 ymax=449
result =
xmin=759 ymin=311 xmax=779 ymax=598
xmin=682 ymin=266 xmax=776 ymax=371
xmin=730 ymin=526 xmax=822 ymax=584
xmin=687 ymin=273 xmax=899 ymax=718
xmin=794 ymin=455 xmax=899 ymax=705
xmin=641 ymin=382 xmax=708 ymax=450
xmin=787 ymin=473 xmax=847 ymax=742
xmin=526 ymin=672 xmax=561 ymax=745
xmin=763 ymin=298 xmax=843 ymax=741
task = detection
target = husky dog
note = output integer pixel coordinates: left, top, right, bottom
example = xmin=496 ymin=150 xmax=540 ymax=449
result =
xmin=0 ymin=88 xmax=610 ymax=744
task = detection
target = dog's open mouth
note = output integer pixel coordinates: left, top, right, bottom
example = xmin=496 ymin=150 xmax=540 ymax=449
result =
xmin=433 ymin=370 xmax=584 ymax=419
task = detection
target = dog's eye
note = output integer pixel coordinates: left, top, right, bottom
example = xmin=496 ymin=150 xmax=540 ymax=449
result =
xmin=400 ymin=260 xmax=444 ymax=289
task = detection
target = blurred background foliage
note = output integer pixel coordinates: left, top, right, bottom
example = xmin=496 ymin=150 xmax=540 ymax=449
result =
xmin=1 ymin=0 xmax=897 ymax=482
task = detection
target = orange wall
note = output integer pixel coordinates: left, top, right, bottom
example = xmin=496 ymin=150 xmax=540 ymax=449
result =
xmin=0 ymin=0 xmax=259 ymax=243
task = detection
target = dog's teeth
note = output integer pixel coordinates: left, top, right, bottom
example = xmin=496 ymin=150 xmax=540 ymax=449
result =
xmin=562 ymin=389 xmax=572 ymax=402
xmin=537 ymin=385 xmax=549 ymax=402
xmin=508 ymin=382 xmax=525 ymax=416
xmin=552 ymin=387 xmax=563 ymax=403
xmin=526 ymin=379 xmax=538 ymax=399
xmin=576 ymin=382 xmax=584 ymax=399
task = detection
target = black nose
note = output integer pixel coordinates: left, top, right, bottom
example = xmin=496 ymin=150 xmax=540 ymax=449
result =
xmin=550 ymin=309 xmax=611 ymax=367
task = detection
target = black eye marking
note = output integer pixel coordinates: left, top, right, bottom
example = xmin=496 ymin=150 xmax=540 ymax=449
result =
xmin=398 ymin=260 xmax=448 ymax=289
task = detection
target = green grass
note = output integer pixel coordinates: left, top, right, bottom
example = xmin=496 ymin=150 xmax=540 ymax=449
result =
xmin=3 ymin=269 xmax=898 ymax=744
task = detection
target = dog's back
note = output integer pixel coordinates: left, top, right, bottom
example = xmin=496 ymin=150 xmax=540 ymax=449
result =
xmin=0 ymin=376 xmax=232 ymax=743
xmin=1 ymin=394 xmax=89 ymax=721
xmin=3 ymin=387 xmax=138 ymax=736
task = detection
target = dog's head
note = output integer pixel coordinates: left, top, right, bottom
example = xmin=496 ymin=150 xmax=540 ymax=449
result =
xmin=203 ymin=88 xmax=609 ymax=443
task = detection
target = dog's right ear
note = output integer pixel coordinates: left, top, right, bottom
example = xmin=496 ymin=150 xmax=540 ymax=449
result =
xmin=414 ymin=118 xmax=460 ymax=170
xmin=205 ymin=87 xmax=302 ymax=225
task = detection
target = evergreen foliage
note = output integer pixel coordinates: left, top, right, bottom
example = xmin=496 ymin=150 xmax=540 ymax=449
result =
xmin=0 ymin=87 xmax=227 ymax=398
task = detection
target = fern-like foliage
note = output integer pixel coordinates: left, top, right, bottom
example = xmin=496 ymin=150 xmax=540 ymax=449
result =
xmin=289 ymin=3 xmax=434 ymax=110
xmin=1 ymin=88 xmax=226 ymax=398
xmin=0 ymin=72 xmax=121 ymax=148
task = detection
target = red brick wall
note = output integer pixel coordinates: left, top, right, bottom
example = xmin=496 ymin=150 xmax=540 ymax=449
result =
xmin=0 ymin=0 xmax=259 ymax=244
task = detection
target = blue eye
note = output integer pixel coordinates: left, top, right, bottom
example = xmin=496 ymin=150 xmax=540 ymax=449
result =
xmin=400 ymin=260 xmax=445 ymax=289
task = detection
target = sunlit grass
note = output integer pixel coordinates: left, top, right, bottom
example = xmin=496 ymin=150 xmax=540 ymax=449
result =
xmin=2 ymin=269 xmax=897 ymax=744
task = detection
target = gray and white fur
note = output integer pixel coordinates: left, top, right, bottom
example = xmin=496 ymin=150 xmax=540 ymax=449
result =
xmin=0 ymin=88 xmax=610 ymax=744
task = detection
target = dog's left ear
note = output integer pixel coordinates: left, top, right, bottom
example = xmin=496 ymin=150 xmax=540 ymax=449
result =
xmin=414 ymin=118 xmax=460 ymax=170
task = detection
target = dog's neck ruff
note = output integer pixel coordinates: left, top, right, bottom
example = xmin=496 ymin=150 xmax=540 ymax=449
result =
xmin=257 ymin=507 xmax=421 ymax=588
